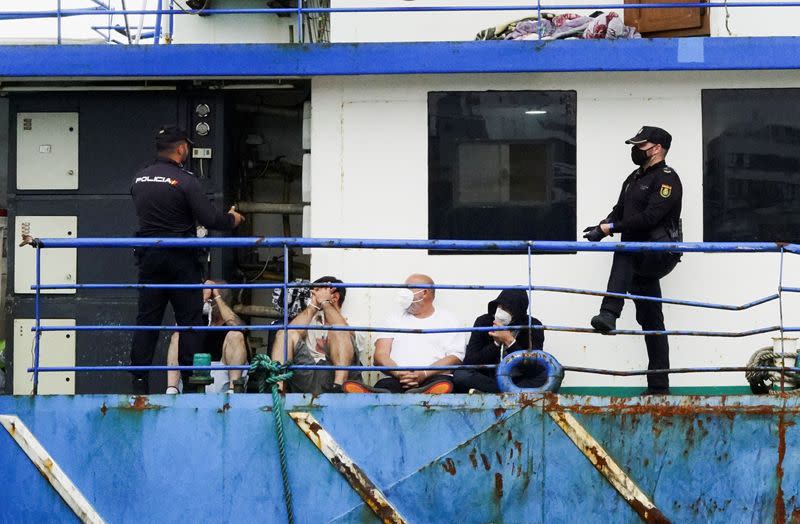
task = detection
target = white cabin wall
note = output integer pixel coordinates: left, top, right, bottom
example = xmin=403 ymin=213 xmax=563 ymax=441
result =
xmin=310 ymin=70 xmax=800 ymax=388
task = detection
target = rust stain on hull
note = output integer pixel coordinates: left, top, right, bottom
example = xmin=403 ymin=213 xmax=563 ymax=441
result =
xmin=442 ymin=458 xmax=457 ymax=476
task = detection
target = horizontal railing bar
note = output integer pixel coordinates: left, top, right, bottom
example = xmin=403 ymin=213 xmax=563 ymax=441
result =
xmin=33 ymin=282 xmax=779 ymax=311
xmin=28 ymin=364 xmax=497 ymax=373
xmin=27 ymin=365 xmax=800 ymax=376
xmin=32 ymin=323 xmax=787 ymax=337
xmin=3 ymin=3 xmax=800 ymax=19
xmin=32 ymin=237 xmax=795 ymax=253
xmin=565 ymin=365 xmax=800 ymax=375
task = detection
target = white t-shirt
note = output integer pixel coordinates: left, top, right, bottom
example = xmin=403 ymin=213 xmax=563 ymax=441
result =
xmin=378 ymin=307 xmax=466 ymax=367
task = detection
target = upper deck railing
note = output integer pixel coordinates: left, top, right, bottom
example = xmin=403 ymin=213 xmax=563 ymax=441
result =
xmin=19 ymin=236 xmax=800 ymax=395
xmin=2 ymin=1 xmax=800 ymax=45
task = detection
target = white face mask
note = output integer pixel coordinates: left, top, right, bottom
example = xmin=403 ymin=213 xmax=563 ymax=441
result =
xmin=494 ymin=307 xmax=513 ymax=326
xmin=397 ymin=288 xmax=424 ymax=311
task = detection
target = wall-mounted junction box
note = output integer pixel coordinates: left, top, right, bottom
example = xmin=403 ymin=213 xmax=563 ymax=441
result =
xmin=14 ymin=216 xmax=77 ymax=295
xmin=13 ymin=318 xmax=76 ymax=395
xmin=16 ymin=112 xmax=79 ymax=190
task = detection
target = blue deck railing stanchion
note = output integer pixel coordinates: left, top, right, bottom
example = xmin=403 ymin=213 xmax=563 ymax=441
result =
xmin=778 ymin=247 xmax=786 ymax=391
xmin=283 ymin=243 xmax=290 ymax=364
xmin=22 ymin=237 xmax=800 ymax=393
xmin=32 ymin=245 xmax=42 ymax=395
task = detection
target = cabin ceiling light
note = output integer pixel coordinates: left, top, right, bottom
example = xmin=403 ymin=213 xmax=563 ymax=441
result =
xmin=525 ymin=110 xmax=547 ymax=115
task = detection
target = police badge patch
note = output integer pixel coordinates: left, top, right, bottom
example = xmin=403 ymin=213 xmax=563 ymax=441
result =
xmin=660 ymin=184 xmax=672 ymax=198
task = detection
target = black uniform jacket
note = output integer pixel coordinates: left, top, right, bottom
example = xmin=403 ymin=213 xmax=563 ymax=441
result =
xmin=463 ymin=289 xmax=545 ymax=376
xmin=605 ymin=160 xmax=682 ymax=241
xmin=131 ymin=157 xmax=234 ymax=237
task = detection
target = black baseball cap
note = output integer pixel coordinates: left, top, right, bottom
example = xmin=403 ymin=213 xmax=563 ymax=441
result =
xmin=155 ymin=125 xmax=194 ymax=147
xmin=625 ymin=126 xmax=672 ymax=150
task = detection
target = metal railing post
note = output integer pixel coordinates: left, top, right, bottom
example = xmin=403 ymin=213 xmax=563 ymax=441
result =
xmin=778 ymin=247 xmax=786 ymax=392
xmin=297 ymin=0 xmax=304 ymax=43
xmin=57 ymin=0 xmax=63 ymax=44
xmin=154 ymin=0 xmax=163 ymax=45
xmin=283 ymin=243 xmax=290 ymax=363
xmin=33 ymin=246 xmax=43 ymax=395
xmin=527 ymin=243 xmax=534 ymax=346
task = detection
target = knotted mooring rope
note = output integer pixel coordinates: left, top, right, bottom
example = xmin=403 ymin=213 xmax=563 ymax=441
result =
xmin=745 ymin=346 xmax=800 ymax=393
xmin=250 ymin=354 xmax=295 ymax=524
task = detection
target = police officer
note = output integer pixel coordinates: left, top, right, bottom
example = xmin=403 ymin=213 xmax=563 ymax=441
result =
xmin=129 ymin=125 xmax=244 ymax=394
xmin=583 ymin=126 xmax=682 ymax=395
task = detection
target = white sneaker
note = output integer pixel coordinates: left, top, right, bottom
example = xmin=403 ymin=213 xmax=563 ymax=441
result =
xmin=166 ymin=386 xmax=180 ymax=394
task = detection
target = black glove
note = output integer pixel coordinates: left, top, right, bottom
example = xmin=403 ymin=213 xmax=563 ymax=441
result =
xmin=582 ymin=225 xmax=605 ymax=242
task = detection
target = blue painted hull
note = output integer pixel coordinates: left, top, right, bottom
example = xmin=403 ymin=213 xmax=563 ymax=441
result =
xmin=1 ymin=393 xmax=797 ymax=523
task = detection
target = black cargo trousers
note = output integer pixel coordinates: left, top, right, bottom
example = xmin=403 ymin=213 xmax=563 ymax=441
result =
xmin=600 ymin=250 xmax=680 ymax=390
xmin=130 ymin=248 xmax=204 ymax=384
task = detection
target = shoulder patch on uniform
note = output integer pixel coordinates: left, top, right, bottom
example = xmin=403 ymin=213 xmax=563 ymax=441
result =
xmin=660 ymin=184 xmax=672 ymax=198
xmin=663 ymin=167 xmax=673 ymax=173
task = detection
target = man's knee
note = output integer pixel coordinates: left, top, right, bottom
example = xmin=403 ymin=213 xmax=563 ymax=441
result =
xmin=636 ymin=308 xmax=665 ymax=329
xmin=225 ymin=330 xmax=246 ymax=347
xmin=170 ymin=332 xmax=180 ymax=345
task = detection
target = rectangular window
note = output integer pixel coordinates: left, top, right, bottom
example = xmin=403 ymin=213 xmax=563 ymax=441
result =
xmin=703 ymin=89 xmax=800 ymax=242
xmin=428 ymin=91 xmax=577 ymax=251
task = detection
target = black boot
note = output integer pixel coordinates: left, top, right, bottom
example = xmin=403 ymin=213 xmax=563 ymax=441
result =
xmin=590 ymin=310 xmax=617 ymax=334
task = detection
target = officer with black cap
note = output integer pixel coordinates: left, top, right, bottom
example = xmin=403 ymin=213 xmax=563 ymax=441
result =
xmin=129 ymin=125 xmax=245 ymax=394
xmin=582 ymin=126 xmax=682 ymax=395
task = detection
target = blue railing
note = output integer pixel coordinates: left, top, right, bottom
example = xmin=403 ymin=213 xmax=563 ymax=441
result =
xmin=2 ymin=1 xmax=800 ymax=45
xmin=22 ymin=236 xmax=800 ymax=394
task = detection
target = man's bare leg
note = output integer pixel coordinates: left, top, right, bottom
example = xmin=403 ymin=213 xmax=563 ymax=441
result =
xmin=328 ymin=336 xmax=355 ymax=385
xmin=166 ymin=333 xmax=181 ymax=392
xmin=221 ymin=331 xmax=248 ymax=386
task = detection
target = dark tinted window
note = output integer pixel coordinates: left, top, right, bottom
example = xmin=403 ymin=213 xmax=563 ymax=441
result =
xmin=703 ymin=89 xmax=800 ymax=242
xmin=428 ymin=91 xmax=577 ymax=250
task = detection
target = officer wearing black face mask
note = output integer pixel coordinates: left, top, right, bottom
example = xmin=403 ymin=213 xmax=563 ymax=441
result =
xmin=582 ymin=126 xmax=682 ymax=395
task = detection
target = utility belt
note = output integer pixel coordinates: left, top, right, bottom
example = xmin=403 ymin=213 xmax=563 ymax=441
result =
xmin=637 ymin=218 xmax=682 ymax=279
xmin=133 ymin=230 xmax=199 ymax=260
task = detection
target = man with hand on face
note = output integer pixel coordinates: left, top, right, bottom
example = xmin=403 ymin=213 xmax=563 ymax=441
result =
xmin=454 ymin=289 xmax=545 ymax=393
xmin=129 ymin=125 xmax=245 ymax=394
xmin=344 ymin=273 xmax=465 ymax=394
xmin=271 ymin=276 xmax=362 ymax=394
xmin=583 ymin=126 xmax=683 ymax=395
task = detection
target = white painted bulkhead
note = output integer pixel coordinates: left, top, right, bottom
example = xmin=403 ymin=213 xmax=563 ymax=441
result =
xmin=309 ymin=70 xmax=800 ymax=390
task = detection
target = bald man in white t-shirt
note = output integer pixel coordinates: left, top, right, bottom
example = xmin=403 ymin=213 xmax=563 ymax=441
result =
xmin=344 ymin=273 xmax=465 ymax=394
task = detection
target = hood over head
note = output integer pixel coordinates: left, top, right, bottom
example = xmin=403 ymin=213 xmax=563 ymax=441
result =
xmin=487 ymin=289 xmax=529 ymax=323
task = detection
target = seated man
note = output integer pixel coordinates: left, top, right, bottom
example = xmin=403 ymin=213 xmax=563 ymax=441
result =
xmin=454 ymin=289 xmax=545 ymax=394
xmin=167 ymin=280 xmax=248 ymax=394
xmin=344 ymin=273 xmax=464 ymax=394
xmin=271 ymin=276 xmax=362 ymax=394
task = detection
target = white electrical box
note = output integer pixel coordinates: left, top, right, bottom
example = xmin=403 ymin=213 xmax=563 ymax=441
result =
xmin=16 ymin=112 xmax=79 ymax=190
xmin=14 ymin=216 xmax=77 ymax=295
xmin=302 ymin=153 xmax=311 ymax=202
xmin=302 ymin=101 xmax=311 ymax=150
xmin=13 ymin=318 xmax=76 ymax=395
xmin=192 ymin=147 xmax=212 ymax=159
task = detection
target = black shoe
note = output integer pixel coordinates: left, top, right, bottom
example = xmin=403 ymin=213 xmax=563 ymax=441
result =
xmin=321 ymin=382 xmax=344 ymax=394
xmin=642 ymin=387 xmax=671 ymax=396
xmin=132 ymin=377 xmax=149 ymax=395
xmin=591 ymin=311 xmax=617 ymax=334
